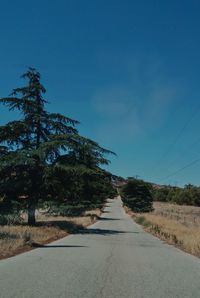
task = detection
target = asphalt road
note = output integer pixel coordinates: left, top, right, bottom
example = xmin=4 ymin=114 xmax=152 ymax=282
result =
xmin=0 ymin=197 xmax=200 ymax=298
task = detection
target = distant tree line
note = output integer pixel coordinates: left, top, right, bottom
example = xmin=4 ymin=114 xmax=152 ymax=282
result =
xmin=0 ymin=68 xmax=117 ymax=225
xmin=152 ymin=184 xmax=200 ymax=206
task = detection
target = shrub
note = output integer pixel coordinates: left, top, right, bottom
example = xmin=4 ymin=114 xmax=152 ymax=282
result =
xmin=153 ymin=188 xmax=170 ymax=202
xmin=135 ymin=216 xmax=151 ymax=227
xmin=0 ymin=213 xmax=22 ymax=225
xmin=152 ymin=184 xmax=200 ymax=207
xmin=120 ymin=178 xmax=153 ymax=212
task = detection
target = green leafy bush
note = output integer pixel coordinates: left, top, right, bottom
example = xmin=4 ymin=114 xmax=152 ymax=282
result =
xmin=0 ymin=213 xmax=22 ymax=225
xmin=135 ymin=216 xmax=151 ymax=227
xmin=152 ymin=184 xmax=200 ymax=206
xmin=120 ymin=178 xmax=153 ymax=212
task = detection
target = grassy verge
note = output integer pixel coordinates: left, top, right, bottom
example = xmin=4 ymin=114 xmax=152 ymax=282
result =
xmin=125 ymin=204 xmax=200 ymax=258
xmin=0 ymin=209 xmax=101 ymax=260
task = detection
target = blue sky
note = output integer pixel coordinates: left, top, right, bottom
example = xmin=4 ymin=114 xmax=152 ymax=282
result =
xmin=0 ymin=0 xmax=200 ymax=186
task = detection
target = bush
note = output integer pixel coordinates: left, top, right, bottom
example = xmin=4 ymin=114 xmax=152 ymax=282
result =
xmin=120 ymin=178 xmax=153 ymax=212
xmin=135 ymin=216 xmax=151 ymax=227
xmin=153 ymin=188 xmax=170 ymax=202
xmin=0 ymin=213 xmax=22 ymax=225
xmin=152 ymin=184 xmax=200 ymax=207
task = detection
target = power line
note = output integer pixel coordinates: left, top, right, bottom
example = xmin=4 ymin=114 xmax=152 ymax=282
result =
xmin=157 ymin=158 xmax=200 ymax=183
xmin=152 ymin=104 xmax=200 ymax=172
xmin=167 ymin=135 xmax=200 ymax=169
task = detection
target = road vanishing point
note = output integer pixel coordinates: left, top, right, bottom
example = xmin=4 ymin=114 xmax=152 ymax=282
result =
xmin=0 ymin=197 xmax=200 ymax=298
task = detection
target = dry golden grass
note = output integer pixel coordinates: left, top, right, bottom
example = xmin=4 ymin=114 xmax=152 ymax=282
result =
xmin=0 ymin=225 xmax=67 ymax=259
xmin=137 ymin=214 xmax=200 ymax=257
xmin=127 ymin=202 xmax=200 ymax=257
xmin=153 ymin=202 xmax=200 ymax=227
xmin=0 ymin=209 xmax=100 ymax=260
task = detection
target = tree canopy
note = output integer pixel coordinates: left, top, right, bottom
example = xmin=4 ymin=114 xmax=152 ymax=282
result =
xmin=120 ymin=178 xmax=153 ymax=212
xmin=0 ymin=68 xmax=117 ymax=225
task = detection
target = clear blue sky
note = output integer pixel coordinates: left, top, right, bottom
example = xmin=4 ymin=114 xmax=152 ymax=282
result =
xmin=0 ymin=0 xmax=200 ymax=186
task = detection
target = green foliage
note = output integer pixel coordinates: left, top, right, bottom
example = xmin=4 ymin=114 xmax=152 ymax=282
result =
xmin=120 ymin=178 xmax=153 ymax=212
xmin=152 ymin=184 xmax=200 ymax=206
xmin=0 ymin=213 xmax=22 ymax=225
xmin=153 ymin=187 xmax=170 ymax=202
xmin=0 ymin=68 xmax=116 ymax=225
xmin=135 ymin=216 xmax=151 ymax=227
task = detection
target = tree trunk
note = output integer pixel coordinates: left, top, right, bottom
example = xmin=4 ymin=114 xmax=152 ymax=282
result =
xmin=28 ymin=200 xmax=36 ymax=225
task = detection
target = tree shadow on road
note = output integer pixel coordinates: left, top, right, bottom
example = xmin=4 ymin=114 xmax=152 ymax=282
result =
xmin=35 ymin=220 xmax=141 ymax=237
xmin=31 ymin=243 xmax=87 ymax=248
xmin=36 ymin=220 xmax=83 ymax=233
xmin=97 ymin=217 xmax=121 ymax=221
xmin=77 ymin=228 xmax=140 ymax=236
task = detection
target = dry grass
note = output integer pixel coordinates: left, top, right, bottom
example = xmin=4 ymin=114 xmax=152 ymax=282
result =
xmin=0 ymin=209 xmax=101 ymax=260
xmin=0 ymin=225 xmax=67 ymax=259
xmin=153 ymin=201 xmax=200 ymax=227
xmin=127 ymin=202 xmax=200 ymax=258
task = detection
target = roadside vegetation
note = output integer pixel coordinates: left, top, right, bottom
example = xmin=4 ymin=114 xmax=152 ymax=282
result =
xmin=0 ymin=208 xmax=101 ymax=260
xmin=152 ymin=184 xmax=200 ymax=206
xmin=149 ymin=184 xmax=200 ymax=257
xmin=0 ymin=68 xmax=117 ymax=259
xmin=121 ymin=179 xmax=200 ymax=257
xmin=132 ymin=203 xmax=200 ymax=258
xmin=120 ymin=178 xmax=153 ymax=212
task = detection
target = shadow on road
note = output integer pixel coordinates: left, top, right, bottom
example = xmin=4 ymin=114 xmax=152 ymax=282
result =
xmin=36 ymin=220 xmax=83 ymax=233
xmin=34 ymin=220 xmax=140 ymax=237
xmin=78 ymin=228 xmax=140 ymax=236
xmin=97 ymin=217 xmax=121 ymax=221
xmin=31 ymin=243 xmax=87 ymax=248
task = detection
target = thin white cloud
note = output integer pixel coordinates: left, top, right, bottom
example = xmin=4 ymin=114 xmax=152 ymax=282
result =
xmin=91 ymin=53 xmax=182 ymax=144
xmin=142 ymin=84 xmax=179 ymax=128
xmin=91 ymin=87 xmax=142 ymax=143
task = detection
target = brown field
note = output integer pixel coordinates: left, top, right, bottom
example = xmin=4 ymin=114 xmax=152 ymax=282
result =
xmin=129 ymin=202 xmax=200 ymax=258
xmin=0 ymin=209 xmax=101 ymax=260
xmin=153 ymin=202 xmax=200 ymax=227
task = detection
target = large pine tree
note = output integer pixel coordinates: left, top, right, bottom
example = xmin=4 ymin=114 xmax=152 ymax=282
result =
xmin=0 ymin=68 xmax=116 ymax=224
xmin=61 ymin=138 xmax=116 ymax=208
xmin=0 ymin=68 xmax=80 ymax=224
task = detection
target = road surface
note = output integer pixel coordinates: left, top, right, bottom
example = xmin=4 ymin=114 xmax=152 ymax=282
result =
xmin=0 ymin=197 xmax=200 ymax=298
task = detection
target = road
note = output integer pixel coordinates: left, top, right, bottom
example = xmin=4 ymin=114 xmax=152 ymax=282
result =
xmin=0 ymin=197 xmax=200 ymax=298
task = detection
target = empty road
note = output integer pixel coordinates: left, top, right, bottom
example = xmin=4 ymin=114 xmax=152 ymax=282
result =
xmin=0 ymin=197 xmax=200 ymax=298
